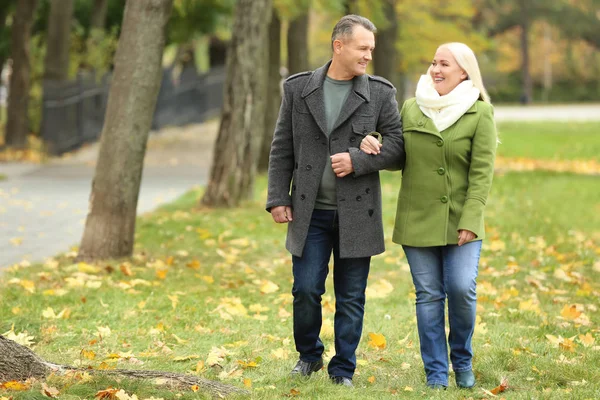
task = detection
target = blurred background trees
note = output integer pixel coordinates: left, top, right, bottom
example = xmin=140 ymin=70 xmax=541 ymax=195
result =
xmin=0 ymin=0 xmax=598 ymax=148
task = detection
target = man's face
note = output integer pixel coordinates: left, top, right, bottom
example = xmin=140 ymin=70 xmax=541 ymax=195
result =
xmin=333 ymin=25 xmax=375 ymax=78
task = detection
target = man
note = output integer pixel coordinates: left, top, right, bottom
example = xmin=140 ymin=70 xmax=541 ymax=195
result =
xmin=266 ymin=15 xmax=405 ymax=387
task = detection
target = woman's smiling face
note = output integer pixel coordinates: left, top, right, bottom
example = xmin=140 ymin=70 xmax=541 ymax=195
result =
xmin=429 ymin=46 xmax=468 ymax=96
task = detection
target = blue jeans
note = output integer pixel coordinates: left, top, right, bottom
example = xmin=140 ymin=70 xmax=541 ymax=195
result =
xmin=402 ymin=241 xmax=482 ymax=386
xmin=292 ymin=209 xmax=371 ymax=379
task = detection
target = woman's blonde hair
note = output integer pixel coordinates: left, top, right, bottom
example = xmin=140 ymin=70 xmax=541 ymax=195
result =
xmin=436 ymin=42 xmax=491 ymax=104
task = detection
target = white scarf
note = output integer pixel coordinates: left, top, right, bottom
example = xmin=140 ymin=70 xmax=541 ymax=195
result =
xmin=415 ymin=74 xmax=480 ymax=132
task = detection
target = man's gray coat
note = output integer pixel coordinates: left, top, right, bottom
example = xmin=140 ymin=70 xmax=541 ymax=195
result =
xmin=266 ymin=61 xmax=405 ymax=258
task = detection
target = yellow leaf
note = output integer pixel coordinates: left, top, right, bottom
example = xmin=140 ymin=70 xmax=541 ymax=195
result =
xmin=206 ymin=347 xmax=232 ymax=367
xmin=19 ymin=280 xmax=35 ymax=293
xmin=560 ymin=337 xmax=577 ymax=352
xmin=187 ymin=260 xmax=201 ymax=270
xmin=173 ymin=355 xmax=200 ymax=362
xmin=190 ymin=385 xmax=199 ymax=392
xmin=200 ymin=275 xmax=214 ymax=284
xmin=81 ymin=349 xmax=96 ymax=360
xmin=489 ymin=239 xmax=506 ymax=252
xmin=578 ymin=333 xmax=595 ymax=347
xmin=403 ymin=386 xmax=414 ymax=392
xmin=560 ymin=304 xmax=582 ymax=320
xmin=195 ymin=360 xmax=205 ymax=373
xmin=120 ymin=264 xmax=133 ymax=276
xmin=367 ymin=332 xmax=386 ymax=349
xmin=96 ymin=326 xmax=112 ymax=338
xmin=78 ymin=262 xmax=100 ymax=274
xmin=368 ymin=376 xmax=376 ymax=383
xmin=249 ymin=304 xmax=270 ymax=313
xmin=489 ymin=377 xmax=509 ymax=395
xmin=243 ymin=378 xmax=252 ymax=388
xmin=168 ymin=295 xmax=179 ymax=310
xmin=156 ymin=269 xmax=168 ymax=280
xmin=10 ymin=237 xmax=23 ymax=246
xmin=0 ymin=380 xmax=30 ymax=391
xmin=172 ymin=334 xmax=188 ymax=344
xmin=366 ymin=279 xmax=394 ymax=299
xmin=41 ymin=382 xmax=60 ymax=398
xmin=278 ymin=307 xmax=292 ymax=318
xmin=258 ymin=280 xmax=279 ymax=294
xmin=519 ymin=299 xmax=541 ymax=314
xmin=166 ymin=256 xmax=174 ymax=266
xmin=95 ymin=388 xmax=119 ymax=399
xmin=2 ymin=328 xmax=35 ymax=347
xmin=271 ymin=347 xmax=289 ymax=360
xmin=42 ymin=307 xmax=70 ymax=319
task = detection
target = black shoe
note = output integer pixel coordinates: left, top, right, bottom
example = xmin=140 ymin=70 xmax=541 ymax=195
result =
xmin=290 ymin=358 xmax=323 ymax=377
xmin=331 ymin=376 xmax=353 ymax=387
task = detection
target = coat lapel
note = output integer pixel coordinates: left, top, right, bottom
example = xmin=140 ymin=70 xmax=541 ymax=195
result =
xmin=331 ymin=74 xmax=370 ymax=132
xmin=302 ymin=63 xmax=329 ymax=136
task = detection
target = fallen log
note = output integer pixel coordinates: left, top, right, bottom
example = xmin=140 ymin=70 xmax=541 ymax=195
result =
xmin=0 ymin=335 xmax=249 ymax=398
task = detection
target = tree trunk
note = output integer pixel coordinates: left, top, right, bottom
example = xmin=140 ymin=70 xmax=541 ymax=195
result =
xmin=78 ymin=0 xmax=174 ymax=261
xmin=0 ymin=335 xmax=248 ymax=397
xmin=43 ymin=0 xmax=74 ymax=81
xmin=519 ymin=0 xmax=532 ymax=104
xmin=258 ymin=7 xmax=281 ymax=172
xmin=4 ymin=0 xmax=37 ymax=149
xmin=287 ymin=13 xmax=309 ymax=75
xmin=91 ymin=0 xmax=109 ymax=30
xmin=201 ymin=0 xmax=272 ymax=207
xmin=373 ymin=0 xmax=402 ymax=102
xmin=0 ymin=3 xmax=12 ymax=77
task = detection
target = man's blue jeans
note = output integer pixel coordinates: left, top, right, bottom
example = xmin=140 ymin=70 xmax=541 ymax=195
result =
xmin=292 ymin=209 xmax=370 ymax=379
xmin=402 ymin=241 xmax=482 ymax=387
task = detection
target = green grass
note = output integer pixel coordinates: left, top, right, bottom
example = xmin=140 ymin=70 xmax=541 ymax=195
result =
xmin=496 ymin=121 xmax=600 ymax=161
xmin=0 ymin=173 xmax=6 ymax=181
xmin=1 ymin=122 xmax=600 ymax=399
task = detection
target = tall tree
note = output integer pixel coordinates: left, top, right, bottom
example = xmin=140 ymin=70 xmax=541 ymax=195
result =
xmin=4 ymin=0 xmax=37 ymax=149
xmin=201 ymin=0 xmax=272 ymax=207
xmin=90 ymin=0 xmax=109 ymax=30
xmin=258 ymin=7 xmax=281 ymax=172
xmin=0 ymin=1 xmax=14 ymax=75
xmin=372 ymin=0 xmax=401 ymax=101
xmin=78 ymin=0 xmax=174 ymax=261
xmin=518 ymin=0 xmax=532 ymax=104
xmin=287 ymin=12 xmax=309 ymax=75
xmin=43 ymin=0 xmax=74 ymax=81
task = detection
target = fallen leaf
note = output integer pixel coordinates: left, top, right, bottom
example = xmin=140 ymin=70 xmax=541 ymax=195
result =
xmin=41 ymin=382 xmax=60 ymax=398
xmin=0 ymin=380 xmax=30 ymax=391
xmin=367 ymin=332 xmax=386 ymax=349
xmin=489 ymin=377 xmax=509 ymax=395
xmin=368 ymin=376 xmax=376 ymax=383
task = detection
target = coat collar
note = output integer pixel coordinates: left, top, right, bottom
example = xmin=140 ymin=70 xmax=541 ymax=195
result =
xmin=301 ymin=60 xmax=371 ymax=102
xmin=301 ymin=61 xmax=371 ymax=135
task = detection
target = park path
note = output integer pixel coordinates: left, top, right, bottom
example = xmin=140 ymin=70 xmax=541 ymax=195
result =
xmin=0 ymin=121 xmax=218 ymax=269
xmin=1 ymin=104 xmax=599 ymax=269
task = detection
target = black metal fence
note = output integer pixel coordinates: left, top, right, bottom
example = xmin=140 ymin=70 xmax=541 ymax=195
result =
xmin=41 ymin=66 xmax=225 ymax=155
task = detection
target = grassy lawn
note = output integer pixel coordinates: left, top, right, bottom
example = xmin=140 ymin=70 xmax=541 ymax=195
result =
xmin=1 ymin=121 xmax=599 ymax=399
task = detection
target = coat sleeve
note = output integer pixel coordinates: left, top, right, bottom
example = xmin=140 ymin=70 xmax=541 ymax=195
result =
xmin=265 ymin=81 xmax=295 ymax=212
xmin=457 ymin=104 xmax=497 ymax=238
xmin=349 ymin=87 xmax=405 ymax=176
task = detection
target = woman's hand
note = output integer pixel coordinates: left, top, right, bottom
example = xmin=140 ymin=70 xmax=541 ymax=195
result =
xmin=360 ymin=135 xmax=382 ymax=155
xmin=458 ymin=229 xmax=476 ymax=246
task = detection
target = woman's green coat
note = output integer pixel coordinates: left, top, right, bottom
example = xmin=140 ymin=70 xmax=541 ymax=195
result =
xmin=392 ymin=98 xmax=497 ymax=247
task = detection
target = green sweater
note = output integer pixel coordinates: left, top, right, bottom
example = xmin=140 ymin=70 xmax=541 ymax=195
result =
xmin=392 ymin=98 xmax=497 ymax=246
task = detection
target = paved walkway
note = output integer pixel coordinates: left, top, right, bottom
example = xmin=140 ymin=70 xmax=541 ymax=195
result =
xmin=1 ymin=104 xmax=599 ymax=269
xmin=0 ymin=121 xmax=218 ymax=269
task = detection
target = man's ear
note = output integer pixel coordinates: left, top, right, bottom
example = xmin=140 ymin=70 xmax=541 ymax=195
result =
xmin=333 ymin=39 xmax=343 ymax=54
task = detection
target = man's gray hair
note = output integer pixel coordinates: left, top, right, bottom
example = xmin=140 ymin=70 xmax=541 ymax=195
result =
xmin=331 ymin=15 xmax=377 ymax=50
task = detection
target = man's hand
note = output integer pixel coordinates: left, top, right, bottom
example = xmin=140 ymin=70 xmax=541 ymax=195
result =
xmin=360 ymin=135 xmax=382 ymax=155
xmin=331 ymin=153 xmax=354 ymax=178
xmin=271 ymin=205 xmax=293 ymax=223
xmin=458 ymin=229 xmax=476 ymax=246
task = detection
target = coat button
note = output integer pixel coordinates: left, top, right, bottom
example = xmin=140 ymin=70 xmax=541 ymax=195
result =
xmin=363 ymin=129 xmax=368 ymax=134
xmin=356 ymin=195 xmax=362 ymax=201
xmin=365 ymin=188 xmax=370 ymax=194
xmin=315 ymin=135 xmax=320 ymax=140
xmin=437 ymin=167 xmax=445 ymax=175
xmin=350 ymin=137 xmax=356 ymax=142
xmin=418 ymin=121 xmax=424 ymax=126
xmin=440 ymin=195 xmax=448 ymax=203
xmin=300 ymin=194 xmax=306 ymax=200
xmin=306 ymin=164 xmax=312 ymax=171
xmin=437 ymin=139 xmax=444 ymax=147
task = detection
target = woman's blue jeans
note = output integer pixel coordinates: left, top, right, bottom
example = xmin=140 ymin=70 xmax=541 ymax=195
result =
xmin=292 ymin=209 xmax=371 ymax=379
xmin=402 ymin=241 xmax=481 ymax=387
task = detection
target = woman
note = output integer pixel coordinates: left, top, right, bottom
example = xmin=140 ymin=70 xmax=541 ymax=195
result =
xmin=361 ymin=42 xmax=497 ymax=389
